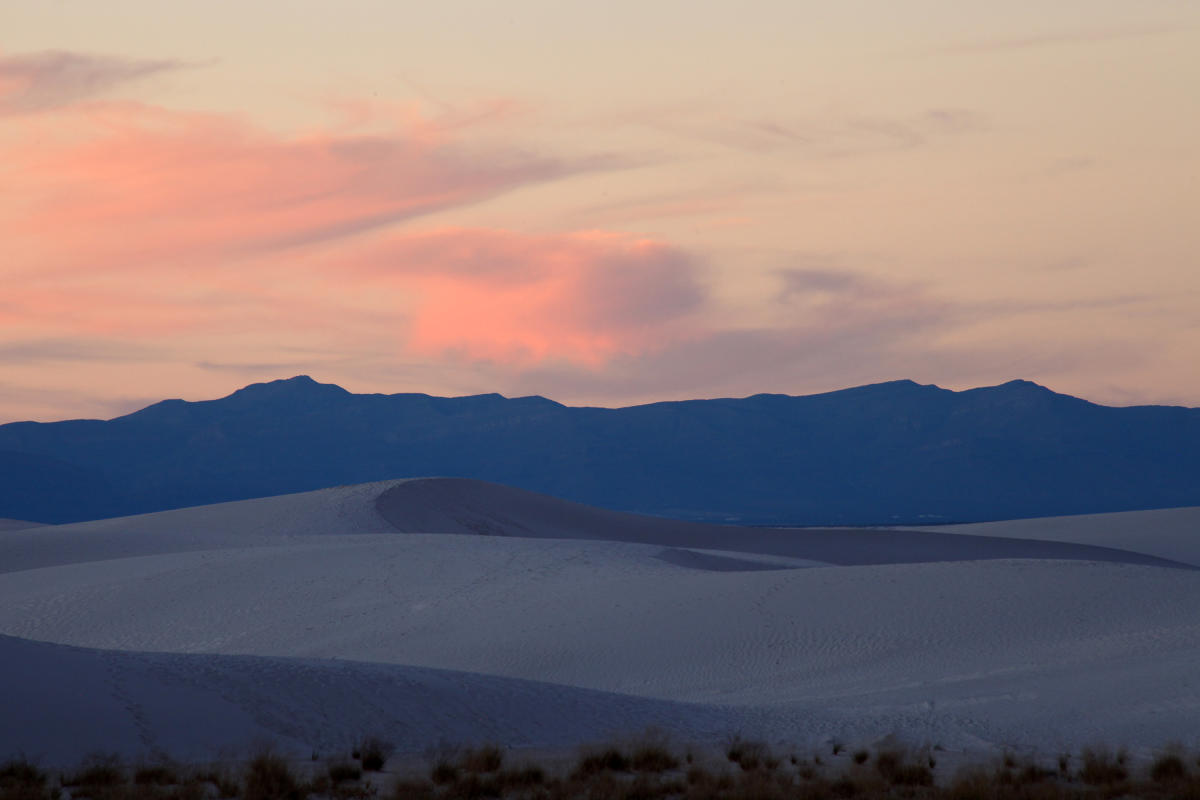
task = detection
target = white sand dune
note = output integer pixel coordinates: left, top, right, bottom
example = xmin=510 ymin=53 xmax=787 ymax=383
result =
xmin=2 ymin=478 xmax=1199 ymax=763
xmin=374 ymin=479 xmax=1193 ymax=569
xmin=0 ymin=634 xmax=750 ymax=765
xmin=925 ymin=506 xmax=1200 ymax=567
xmin=0 ymin=518 xmax=43 ymax=531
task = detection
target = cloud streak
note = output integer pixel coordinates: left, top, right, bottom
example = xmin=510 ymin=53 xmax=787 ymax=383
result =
xmin=2 ymin=101 xmax=589 ymax=280
xmin=0 ymin=50 xmax=188 ymax=115
xmin=638 ymin=106 xmax=986 ymax=158
xmin=934 ymin=23 xmax=1189 ymax=54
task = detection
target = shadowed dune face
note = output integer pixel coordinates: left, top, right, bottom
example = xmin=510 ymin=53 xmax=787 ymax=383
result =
xmin=375 ymin=478 xmax=1197 ymax=569
xmin=0 ymin=633 xmax=743 ymax=766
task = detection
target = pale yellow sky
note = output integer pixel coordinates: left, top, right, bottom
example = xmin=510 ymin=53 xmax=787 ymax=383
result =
xmin=1 ymin=1 xmax=1198 ymax=420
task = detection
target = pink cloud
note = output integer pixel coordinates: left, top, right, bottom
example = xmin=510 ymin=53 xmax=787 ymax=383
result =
xmin=0 ymin=85 xmax=705 ymax=367
xmin=332 ymin=229 xmax=705 ymax=365
xmin=1 ymin=98 xmax=575 ymax=281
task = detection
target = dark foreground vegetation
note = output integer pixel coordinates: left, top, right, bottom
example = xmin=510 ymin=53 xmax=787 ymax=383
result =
xmin=4 ymin=739 xmax=1200 ymax=800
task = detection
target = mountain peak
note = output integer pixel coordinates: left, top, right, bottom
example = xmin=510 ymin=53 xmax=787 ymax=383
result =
xmin=995 ymin=379 xmax=1052 ymax=392
xmin=236 ymin=375 xmax=344 ymax=392
xmin=222 ymin=375 xmax=351 ymax=405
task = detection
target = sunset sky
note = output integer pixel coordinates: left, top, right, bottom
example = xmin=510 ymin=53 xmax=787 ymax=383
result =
xmin=2 ymin=1 xmax=1198 ymax=422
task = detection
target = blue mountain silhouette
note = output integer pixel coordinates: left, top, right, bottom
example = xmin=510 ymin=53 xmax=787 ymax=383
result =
xmin=2 ymin=376 xmax=1197 ymax=524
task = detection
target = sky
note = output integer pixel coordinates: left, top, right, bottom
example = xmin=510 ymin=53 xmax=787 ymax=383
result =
xmin=2 ymin=1 xmax=1198 ymax=422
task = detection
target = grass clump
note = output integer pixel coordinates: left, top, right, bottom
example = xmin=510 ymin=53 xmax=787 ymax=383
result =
xmin=327 ymin=762 xmax=363 ymax=784
xmin=0 ymin=759 xmax=54 ymax=800
xmin=390 ymin=779 xmax=433 ymax=800
xmin=1078 ymin=746 xmax=1127 ymax=786
xmin=132 ymin=764 xmax=178 ymax=787
xmin=193 ymin=767 xmax=240 ymax=799
xmin=874 ymin=749 xmax=933 ymax=787
xmin=62 ymin=755 xmax=124 ymax=790
xmin=430 ymin=762 xmax=459 ymax=786
xmin=725 ymin=738 xmax=771 ymax=771
xmin=629 ymin=745 xmax=679 ymax=774
xmin=459 ymin=746 xmax=503 ymax=775
xmin=572 ymin=748 xmax=630 ymax=778
xmin=242 ymin=752 xmax=304 ymax=800
xmin=0 ymin=761 xmax=46 ymax=789
xmin=357 ymin=737 xmax=393 ymax=772
xmin=1150 ymin=751 xmax=1188 ymax=783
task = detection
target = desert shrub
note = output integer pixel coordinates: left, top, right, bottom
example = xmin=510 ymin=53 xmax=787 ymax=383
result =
xmin=1078 ymin=747 xmax=1127 ymax=786
xmin=795 ymin=763 xmax=818 ymax=781
xmin=330 ymin=785 xmax=377 ymax=800
xmin=733 ymin=770 xmax=793 ymax=800
xmin=191 ymin=767 xmax=239 ymax=798
xmin=630 ymin=745 xmax=679 ymax=773
xmin=358 ymin=738 xmax=393 ymax=772
xmin=851 ymin=750 xmax=868 ymax=765
xmin=874 ymin=749 xmax=932 ymax=787
xmin=573 ymin=748 xmax=629 ymax=778
xmin=242 ymin=752 xmax=304 ymax=800
xmin=725 ymin=739 xmax=770 ymax=771
xmin=1151 ymin=752 xmax=1188 ymax=783
xmin=495 ymin=766 xmax=544 ymax=789
xmin=829 ymin=775 xmax=859 ymax=797
xmin=0 ymin=761 xmax=45 ymax=789
xmin=459 ymin=746 xmax=503 ymax=775
xmin=328 ymin=763 xmax=363 ymax=784
xmin=440 ymin=774 xmax=502 ymax=800
xmin=430 ymin=762 xmax=459 ymax=785
xmin=945 ymin=766 xmax=1021 ymax=800
xmin=390 ymin=779 xmax=434 ymax=800
xmin=133 ymin=765 xmax=178 ymax=787
xmin=192 ymin=767 xmax=239 ymax=799
xmin=63 ymin=755 xmax=125 ymax=789
xmin=0 ymin=759 xmax=54 ymax=800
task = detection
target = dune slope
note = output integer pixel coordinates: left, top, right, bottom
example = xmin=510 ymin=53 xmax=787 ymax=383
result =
xmin=2 ymin=478 xmax=1198 ymax=763
xmin=926 ymin=506 xmax=1200 ymax=567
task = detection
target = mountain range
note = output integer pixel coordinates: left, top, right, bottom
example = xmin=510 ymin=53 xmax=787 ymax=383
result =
xmin=2 ymin=375 xmax=1197 ymax=525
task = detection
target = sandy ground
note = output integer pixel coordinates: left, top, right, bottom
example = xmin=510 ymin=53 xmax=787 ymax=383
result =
xmin=1 ymin=478 xmax=1197 ymax=764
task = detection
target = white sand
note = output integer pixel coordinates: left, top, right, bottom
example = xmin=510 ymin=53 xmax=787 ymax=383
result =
xmin=922 ymin=506 xmax=1200 ymax=567
xmin=2 ymin=478 xmax=1198 ymax=763
xmin=0 ymin=518 xmax=43 ymax=531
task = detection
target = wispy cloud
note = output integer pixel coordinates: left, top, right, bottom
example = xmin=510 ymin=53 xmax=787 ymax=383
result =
xmin=2 ymin=99 xmax=617 ymax=282
xmin=934 ymin=23 xmax=1189 ymax=54
xmin=0 ymin=338 xmax=162 ymax=365
xmin=637 ymin=106 xmax=986 ymax=158
xmin=0 ymin=50 xmax=189 ymax=114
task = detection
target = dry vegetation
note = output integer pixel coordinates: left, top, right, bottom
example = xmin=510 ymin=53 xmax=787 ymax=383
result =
xmin=3 ymin=739 xmax=1200 ymax=800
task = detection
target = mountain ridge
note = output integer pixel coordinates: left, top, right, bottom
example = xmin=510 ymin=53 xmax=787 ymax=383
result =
xmin=1 ymin=376 xmax=1197 ymax=525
